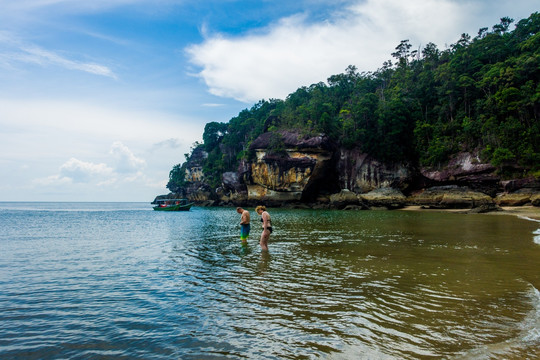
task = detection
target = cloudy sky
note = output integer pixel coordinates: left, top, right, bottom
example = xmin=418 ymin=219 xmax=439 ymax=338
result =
xmin=0 ymin=0 xmax=537 ymax=202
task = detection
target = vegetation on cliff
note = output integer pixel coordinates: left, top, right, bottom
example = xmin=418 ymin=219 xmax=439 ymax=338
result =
xmin=168 ymin=13 xmax=540 ymax=193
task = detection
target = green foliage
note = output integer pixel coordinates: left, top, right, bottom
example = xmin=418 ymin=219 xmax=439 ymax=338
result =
xmin=202 ymin=122 xmax=228 ymax=151
xmin=166 ymin=162 xmax=187 ymax=193
xmin=267 ymin=132 xmax=287 ymax=156
xmin=168 ymin=12 xmax=540 ymax=189
xmin=491 ymin=147 xmax=515 ymax=167
xmin=202 ymin=149 xmax=226 ymax=189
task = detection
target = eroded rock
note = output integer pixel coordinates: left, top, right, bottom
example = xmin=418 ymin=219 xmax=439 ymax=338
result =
xmin=409 ymin=186 xmax=493 ymax=209
xmin=360 ymin=187 xmax=407 ymax=209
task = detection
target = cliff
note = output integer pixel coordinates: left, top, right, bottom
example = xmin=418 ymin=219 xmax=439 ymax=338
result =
xmin=246 ymin=132 xmax=337 ymax=203
xmin=155 ymin=131 xmax=540 ymax=210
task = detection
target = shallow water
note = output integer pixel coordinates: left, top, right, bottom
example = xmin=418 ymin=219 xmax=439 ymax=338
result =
xmin=1 ymin=203 xmax=539 ymax=359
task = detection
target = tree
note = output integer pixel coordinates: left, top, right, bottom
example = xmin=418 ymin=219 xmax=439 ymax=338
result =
xmin=391 ymin=40 xmax=413 ymax=67
xmin=202 ymin=122 xmax=228 ymax=151
xmin=166 ymin=163 xmax=187 ymax=193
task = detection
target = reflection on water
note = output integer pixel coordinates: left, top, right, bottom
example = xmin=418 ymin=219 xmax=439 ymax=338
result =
xmin=0 ymin=203 xmax=539 ymax=359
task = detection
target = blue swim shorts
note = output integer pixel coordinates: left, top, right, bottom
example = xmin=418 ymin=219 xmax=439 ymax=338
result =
xmin=240 ymin=224 xmax=250 ymax=241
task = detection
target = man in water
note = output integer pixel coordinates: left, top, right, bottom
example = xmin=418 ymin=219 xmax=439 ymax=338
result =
xmin=237 ymin=207 xmax=250 ymax=246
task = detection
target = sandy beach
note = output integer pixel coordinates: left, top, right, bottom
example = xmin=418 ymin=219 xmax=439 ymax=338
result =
xmin=492 ymin=206 xmax=540 ymax=221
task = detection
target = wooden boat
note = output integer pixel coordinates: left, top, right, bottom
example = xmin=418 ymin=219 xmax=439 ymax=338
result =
xmin=153 ymin=199 xmax=194 ymax=211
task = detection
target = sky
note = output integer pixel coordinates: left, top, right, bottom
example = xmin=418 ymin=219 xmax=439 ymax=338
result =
xmin=0 ymin=0 xmax=537 ymax=202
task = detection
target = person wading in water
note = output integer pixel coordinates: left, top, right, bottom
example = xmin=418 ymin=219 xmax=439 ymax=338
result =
xmin=237 ymin=207 xmax=250 ymax=246
xmin=255 ymin=205 xmax=271 ymax=252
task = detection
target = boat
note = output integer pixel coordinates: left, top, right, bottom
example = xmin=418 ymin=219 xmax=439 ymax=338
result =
xmin=153 ymin=199 xmax=194 ymax=211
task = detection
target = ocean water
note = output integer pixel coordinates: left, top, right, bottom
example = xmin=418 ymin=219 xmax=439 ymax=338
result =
xmin=1 ymin=202 xmax=539 ymax=359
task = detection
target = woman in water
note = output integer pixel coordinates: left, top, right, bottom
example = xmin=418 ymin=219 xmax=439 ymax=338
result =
xmin=255 ymin=205 xmax=271 ymax=251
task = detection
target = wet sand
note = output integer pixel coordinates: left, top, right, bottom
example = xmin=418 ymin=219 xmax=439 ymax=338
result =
xmin=492 ymin=206 xmax=540 ymax=221
xmin=402 ymin=205 xmax=540 ymax=221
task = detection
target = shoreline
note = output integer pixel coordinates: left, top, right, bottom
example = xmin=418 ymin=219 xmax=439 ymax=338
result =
xmin=401 ymin=205 xmax=540 ymax=221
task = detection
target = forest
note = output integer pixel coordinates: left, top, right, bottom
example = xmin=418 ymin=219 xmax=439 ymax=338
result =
xmin=168 ymin=13 xmax=540 ymax=193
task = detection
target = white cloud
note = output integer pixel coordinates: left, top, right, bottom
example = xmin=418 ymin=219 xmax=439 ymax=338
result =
xmin=151 ymin=138 xmax=184 ymax=151
xmin=0 ymin=97 xmax=201 ymax=200
xmin=22 ymin=45 xmax=117 ymax=78
xmin=202 ymin=103 xmax=225 ymax=107
xmin=110 ymin=141 xmax=146 ymax=174
xmin=59 ymin=157 xmax=115 ymax=183
xmin=28 ymin=138 xmax=185 ymax=200
xmin=33 ymin=174 xmax=73 ymax=186
xmin=33 ymin=157 xmax=114 ymax=186
xmin=0 ymin=33 xmax=117 ymax=78
xmin=36 ymin=142 xmax=145 ymax=185
xmin=186 ymin=0 xmax=536 ymax=103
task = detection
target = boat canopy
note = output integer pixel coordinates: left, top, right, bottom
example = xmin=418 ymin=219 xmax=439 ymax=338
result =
xmin=156 ymin=199 xmax=189 ymax=204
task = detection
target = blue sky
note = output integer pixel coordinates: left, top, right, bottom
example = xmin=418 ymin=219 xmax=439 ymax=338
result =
xmin=0 ymin=0 xmax=538 ymax=202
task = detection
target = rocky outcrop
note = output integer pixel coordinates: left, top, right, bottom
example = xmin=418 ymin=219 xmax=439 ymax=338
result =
xmin=174 ymin=146 xmax=215 ymax=203
xmin=337 ymin=149 xmax=412 ymax=193
xmin=154 ymin=133 xmax=539 ymax=210
xmin=329 ymin=190 xmax=364 ymax=209
xmin=327 ymin=187 xmax=407 ymax=209
xmin=183 ymin=182 xmax=214 ymax=202
xmin=408 ymin=185 xmax=495 ymax=209
xmin=185 ymin=166 xmax=204 ymax=183
xmin=360 ymin=187 xmax=407 ymax=209
xmin=246 ymin=131 xmax=336 ymax=203
xmin=421 ymin=151 xmax=499 ymax=196
xmin=249 ymin=131 xmax=335 ymax=152
xmin=216 ymin=171 xmax=248 ymax=204
xmin=493 ymin=178 xmax=540 ymax=207
xmin=501 ymin=177 xmax=540 ymax=193
xmin=495 ymin=189 xmax=540 ymax=207
xmin=248 ymin=154 xmax=316 ymax=200
xmin=244 ymin=132 xmax=415 ymax=205
xmin=184 ymin=147 xmax=207 ymax=182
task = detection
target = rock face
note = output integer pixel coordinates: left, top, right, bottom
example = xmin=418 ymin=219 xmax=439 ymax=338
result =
xmin=408 ymin=185 xmax=494 ymax=209
xmin=184 ymin=146 xmax=207 ymax=182
xmin=360 ymin=187 xmax=407 ymax=209
xmin=181 ymin=147 xmax=214 ymax=203
xmin=246 ymin=131 xmax=336 ymax=203
xmin=501 ymin=177 xmax=540 ymax=193
xmin=337 ymin=148 xmax=411 ymax=193
xmin=243 ymin=132 xmax=416 ymax=204
xmin=185 ymin=165 xmax=204 ymax=183
xmin=217 ymin=171 xmax=248 ymax=204
xmin=495 ymin=177 xmax=540 ymax=207
xmin=154 ymin=133 xmax=539 ymax=210
xmin=329 ymin=189 xmax=364 ymax=209
xmin=421 ymin=151 xmax=499 ymax=195
xmin=495 ymin=189 xmax=540 ymax=206
xmin=184 ymin=182 xmax=214 ymax=202
xmin=328 ymin=187 xmax=408 ymax=209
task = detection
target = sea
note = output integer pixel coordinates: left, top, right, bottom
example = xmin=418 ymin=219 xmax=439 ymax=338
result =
xmin=1 ymin=202 xmax=539 ymax=359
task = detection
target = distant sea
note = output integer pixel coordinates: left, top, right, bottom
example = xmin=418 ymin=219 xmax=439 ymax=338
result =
xmin=1 ymin=202 xmax=539 ymax=359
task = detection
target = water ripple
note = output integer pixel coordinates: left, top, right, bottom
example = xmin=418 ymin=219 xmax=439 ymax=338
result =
xmin=1 ymin=205 xmax=540 ymax=359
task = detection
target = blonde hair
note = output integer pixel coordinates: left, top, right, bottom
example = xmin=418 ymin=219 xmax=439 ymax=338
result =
xmin=255 ymin=205 xmax=266 ymax=213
